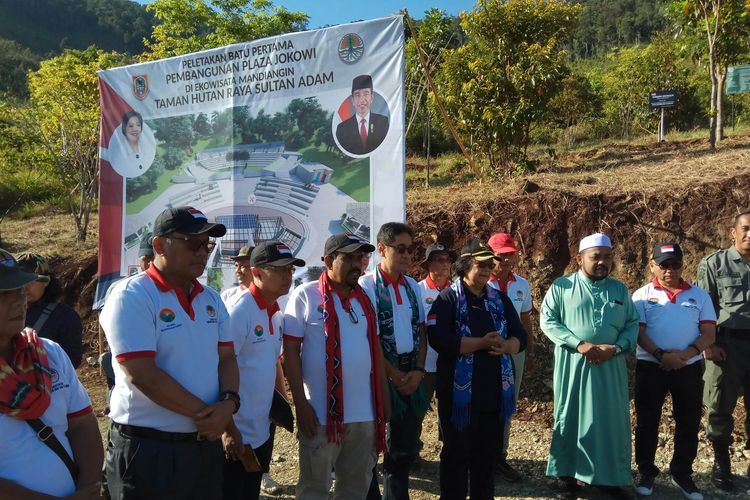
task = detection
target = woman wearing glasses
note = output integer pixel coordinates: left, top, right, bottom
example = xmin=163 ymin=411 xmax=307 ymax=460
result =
xmin=426 ymin=239 xmax=527 ymax=500
xmin=0 ymin=248 xmax=104 ymax=499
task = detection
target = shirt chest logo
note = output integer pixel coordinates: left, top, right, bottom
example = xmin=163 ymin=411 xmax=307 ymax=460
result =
xmin=206 ymin=305 xmax=217 ymax=318
xmin=254 ymin=324 xmax=264 ymax=337
xmin=647 ymin=297 xmax=660 ymax=306
xmin=681 ymin=298 xmax=699 ymax=309
xmin=514 ymin=290 xmax=524 ymax=301
xmin=159 ymin=308 xmax=176 ymax=322
xmin=425 ymin=297 xmax=434 ymax=305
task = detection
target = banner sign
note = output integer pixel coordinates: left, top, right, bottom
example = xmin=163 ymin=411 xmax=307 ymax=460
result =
xmin=727 ymin=64 xmax=750 ymax=95
xmin=648 ymin=89 xmax=677 ymax=110
xmin=95 ymin=16 xmax=405 ymax=307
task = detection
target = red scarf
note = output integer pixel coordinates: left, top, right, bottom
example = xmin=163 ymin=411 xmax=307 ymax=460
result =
xmin=0 ymin=329 xmax=52 ymax=419
xmin=318 ymin=272 xmax=386 ymax=453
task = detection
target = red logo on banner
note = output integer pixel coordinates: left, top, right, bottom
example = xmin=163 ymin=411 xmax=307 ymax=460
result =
xmin=132 ymin=75 xmax=149 ymax=100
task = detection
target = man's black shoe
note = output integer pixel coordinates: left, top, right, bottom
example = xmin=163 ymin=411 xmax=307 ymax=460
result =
xmin=552 ymin=477 xmax=581 ymax=500
xmin=711 ymin=442 xmax=734 ymax=491
xmin=495 ymin=457 xmax=522 ymax=482
xmin=597 ymin=485 xmax=632 ymax=499
xmin=633 ymin=473 xmax=655 ymax=496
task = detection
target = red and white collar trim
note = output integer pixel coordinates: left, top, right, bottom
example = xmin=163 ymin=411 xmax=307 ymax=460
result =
xmin=249 ymin=283 xmax=280 ymax=334
xmin=146 ymin=265 xmax=204 ymax=320
xmin=490 ymin=272 xmax=516 ymax=293
xmin=379 ymin=265 xmax=407 ymax=304
xmin=652 ymin=277 xmax=691 ymax=303
xmin=425 ymin=274 xmax=449 ymax=291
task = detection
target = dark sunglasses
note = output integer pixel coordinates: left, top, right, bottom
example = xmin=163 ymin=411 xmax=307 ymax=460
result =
xmin=656 ymin=261 xmax=682 ymax=270
xmin=386 ymin=244 xmax=417 ymax=255
xmin=168 ymin=235 xmax=216 ymax=253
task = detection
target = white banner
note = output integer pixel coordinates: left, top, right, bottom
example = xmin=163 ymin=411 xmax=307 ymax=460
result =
xmin=95 ymin=15 xmax=405 ymax=304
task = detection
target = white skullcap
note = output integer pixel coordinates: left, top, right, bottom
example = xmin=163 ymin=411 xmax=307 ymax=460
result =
xmin=578 ymin=233 xmax=612 ymax=253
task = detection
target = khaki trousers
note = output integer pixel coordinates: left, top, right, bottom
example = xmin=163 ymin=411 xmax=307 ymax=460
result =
xmin=297 ymin=422 xmax=376 ymax=500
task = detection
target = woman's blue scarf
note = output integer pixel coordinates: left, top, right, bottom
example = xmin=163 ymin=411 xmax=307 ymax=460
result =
xmin=451 ymin=278 xmax=516 ymax=431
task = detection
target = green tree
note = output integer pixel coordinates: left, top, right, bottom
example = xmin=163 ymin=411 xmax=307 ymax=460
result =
xmin=405 ymin=8 xmax=464 ymax=154
xmin=601 ymin=34 xmax=693 ymax=138
xmin=436 ymin=0 xmax=581 ymax=175
xmin=143 ymin=0 xmax=308 ymax=59
xmin=287 ymin=97 xmax=328 ymax=138
xmin=163 ymin=147 xmax=187 ymax=170
xmin=26 ymin=47 xmax=130 ymax=241
xmin=667 ymin=0 xmax=750 ymax=149
xmin=0 ymin=38 xmax=40 ymax=98
xmin=194 ymin=112 xmax=213 ymax=137
xmin=152 ymin=115 xmax=195 ymax=151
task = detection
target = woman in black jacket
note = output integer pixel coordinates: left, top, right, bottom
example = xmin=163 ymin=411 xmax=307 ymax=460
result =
xmin=17 ymin=252 xmax=83 ymax=367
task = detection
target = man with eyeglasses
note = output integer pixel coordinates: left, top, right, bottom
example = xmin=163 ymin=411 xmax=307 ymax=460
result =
xmin=541 ymin=233 xmax=640 ymax=499
xmin=632 ymin=243 xmax=716 ymax=499
xmin=283 ymin=233 xmax=389 ymax=499
xmin=221 ymin=246 xmax=254 ymax=307
xmin=222 ymin=241 xmax=303 ymax=500
xmin=487 ymin=232 xmax=534 ymax=483
xmin=697 ymin=211 xmax=750 ymax=491
xmin=100 ymin=206 xmax=240 ymax=500
xmin=359 ymin=222 xmax=428 ymax=500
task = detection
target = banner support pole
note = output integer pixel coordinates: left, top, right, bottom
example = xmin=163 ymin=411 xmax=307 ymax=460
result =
xmin=403 ymin=9 xmax=479 ymax=177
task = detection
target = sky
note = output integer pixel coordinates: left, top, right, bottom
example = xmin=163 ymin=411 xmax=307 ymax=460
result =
xmin=134 ymin=1 xmax=477 ymax=29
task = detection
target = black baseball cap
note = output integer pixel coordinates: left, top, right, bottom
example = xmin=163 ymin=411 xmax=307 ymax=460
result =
xmin=420 ymin=242 xmax=457 ymax=268
xmin=323 ymin=233 xmax=375 ymax=257
xmin=460 ymin=239 xmax=499 ymax=262
xmin=138 ymin=232 xmax=154 ymax=258
xmin=250 ymin=241 xmax=305 ymax=267
xmin=652 ymin=242 xmax=683 ymax=264
xmin=230 ymin=246 xmax=254 ymax=261
xmin=152 ymin=206 xmax=226 ymax=237
xmin=0 ymin=248 xmax=46 ymax=291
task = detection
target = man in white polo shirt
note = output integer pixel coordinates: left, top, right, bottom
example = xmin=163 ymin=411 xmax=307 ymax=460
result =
xmin=221 ymin=245 xmax=254 ymax=307
xmin=415 ymin=242 xmax=456 ymax=456
xmin=359 ymin=222 xmax=428 ymax=500
xmin=100 ymin=206 xmax=240 ymax=500
xmin=632 ymin=242 xmax=716 ymax=500
xmin=487 ymin=232 xmax=533 ymax=483
xmin=284 ymin=233 xmax=388 ymax=500
xmin=222 ymin=241 xmax=304 ymax=500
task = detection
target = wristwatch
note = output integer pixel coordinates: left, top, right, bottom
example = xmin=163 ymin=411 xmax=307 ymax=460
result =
xmin=613 ymin=345 xmax=623 ymax=356
xmin=219 ymin=390 xmax=241 ymax=414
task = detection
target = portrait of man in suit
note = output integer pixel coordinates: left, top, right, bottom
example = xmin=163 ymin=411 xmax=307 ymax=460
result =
xmin=335 ymin=74 xmax=389 ymax=156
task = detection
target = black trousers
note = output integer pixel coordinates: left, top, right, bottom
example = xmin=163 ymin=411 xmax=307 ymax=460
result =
xmin=105 ymin=423 xmax=223 ymax=500
xmin=382 ymin=400 xmax=421 ymax=500
xmin=634 ymin=360 xmax=703 ymax=479
xmin=221 ymin=426 xmax=275 ymax=500
xmin=438 ymin=407 xmax=501 ymax=500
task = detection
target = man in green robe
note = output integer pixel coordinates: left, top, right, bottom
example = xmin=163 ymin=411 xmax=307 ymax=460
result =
xmin=540 ymin=233 xmax=640 ymax=498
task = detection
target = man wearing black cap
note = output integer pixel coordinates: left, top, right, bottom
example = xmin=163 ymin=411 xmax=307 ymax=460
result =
xmin=100 ymin=206 xmax=240 ymax=500
xmin=283 ymin=233 xmax=389 ymax=499
xmin=221 ymin=246 xmax=254 ymax=307
xmin=336 ymin=74 xmax=389 ymax=155
xmin=222 ymin=241 xmax=304 ymax=500
xmin=138 ymin=231 xmax=154 ymax=272
xmin=632 ymin=243 xmax=716 ymax=499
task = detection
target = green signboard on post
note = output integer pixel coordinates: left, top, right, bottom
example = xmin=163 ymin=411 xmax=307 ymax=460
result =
xmin=727 ymin=64 xmax=750 ymax=94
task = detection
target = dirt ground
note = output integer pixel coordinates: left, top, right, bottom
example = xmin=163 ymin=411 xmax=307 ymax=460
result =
xmin=80 ymin=360 xmax=750 ymax=499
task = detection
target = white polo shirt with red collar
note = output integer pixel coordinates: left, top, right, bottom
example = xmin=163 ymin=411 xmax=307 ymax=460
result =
xmin=418 ymin=275 xmax=449 ymax=372
xmin=0 ymin=339 xmax=92 ymax=497
xmin=488 ymin=272 xmax=533 ymax=317
xmin=100 ymin=265 xmax=233 ymax=433
xmin=359 ymin=268 xmax=425 ymax=355
xmin=632 ymin=278 xmax=717 ymax=364
xmin=226 ymin=283 xmax=283 ymax=448
xmin=283 ymin=280 xmax=377 ymax=425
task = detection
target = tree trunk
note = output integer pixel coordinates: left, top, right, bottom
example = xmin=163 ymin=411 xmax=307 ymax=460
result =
xmin=717 ymin=67 xmax=727 ymax=141
xmin=708 ymin=57 xmax=718 ymax=151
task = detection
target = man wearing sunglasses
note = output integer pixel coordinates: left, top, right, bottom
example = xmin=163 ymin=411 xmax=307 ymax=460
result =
xmin=222 ymin=241 xmax=304 ymax=500
xmin=632 ymin=243 xmax=716 ymax=499
xmin=101 ymin=206 xmax=239 ymax=500
xmin=359 ymin=222 xmax=428 ymax=500
xmin=283 ymin=233 xmax=389 ymax=499
xmin=698 ymin=211 xmax=750 ymax=491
